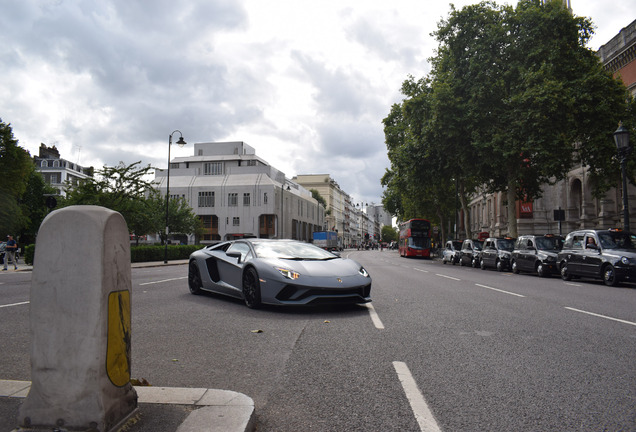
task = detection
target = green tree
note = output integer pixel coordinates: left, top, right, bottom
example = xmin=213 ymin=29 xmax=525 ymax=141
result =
xmin=0 ymin=119 xmax=33 ymax=237
xmin=60 ymin=161 xmax=201 ymax=242
xmin=433 ymin=0 xmax=628 ymax=236
xmin=18 ymin=170 xmax=57 ymax=243
xmin=381 ymin=225 xmax=398 ymax=243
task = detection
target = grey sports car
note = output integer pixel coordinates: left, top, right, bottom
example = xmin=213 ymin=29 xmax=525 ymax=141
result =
xmin=188 ymin=239 xmax=372 ymax=308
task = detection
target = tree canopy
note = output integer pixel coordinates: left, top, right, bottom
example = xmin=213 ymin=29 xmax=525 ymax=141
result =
xmin=383 ymin=0 xmax=631 ymax=238
xmin=0 ymin=119 xmax=37 ymax=238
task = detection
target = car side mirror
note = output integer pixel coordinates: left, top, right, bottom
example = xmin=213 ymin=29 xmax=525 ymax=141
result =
xmin=226 ymin=251 xmax=242 ymax=263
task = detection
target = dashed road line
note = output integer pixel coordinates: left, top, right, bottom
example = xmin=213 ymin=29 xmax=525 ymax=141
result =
xmin=565 ymin=307 xmax=636 ymax=327
xmin=139 ymin=276 xmax=187 ymax=286
xmin=435 ymin=274 xmax=461 ymax=281
xmin=393 ymin=361 xmax=442 ymax=432
xmin=414 ymin=268 xmax=429 ymax=273
xmin=0 ymin=301 xmax=30 ymax=309
xmin=365 ymin=303 xmax=385 ymax=329
xmin=475 ymin=283 xmax=525 ymax=297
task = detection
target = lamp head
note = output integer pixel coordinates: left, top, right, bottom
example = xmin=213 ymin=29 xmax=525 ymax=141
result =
xmin=614 ymin=122 xmax=630 ymax=153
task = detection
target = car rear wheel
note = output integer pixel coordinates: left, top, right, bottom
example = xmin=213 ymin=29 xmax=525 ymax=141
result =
xmin=188 ymin=261 xmax=203 ymax=295
xmin=459 ymin=257 xmax=464 ymax=266
xmin=560 ymin=263 xmax=571 ymax=281
xmin=602 ymin=264 xmax=619 ymax=287
xmin=480 ymin=259 xmax=486 ymax=270
xmin=242 ymin=267 xmax=262 ymax=309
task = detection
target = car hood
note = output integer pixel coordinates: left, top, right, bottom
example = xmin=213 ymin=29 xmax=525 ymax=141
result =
xmin=260 ymin=257 xmax=363 ymax=277
xmin=601 ymin=249 xmax=636 ymax=258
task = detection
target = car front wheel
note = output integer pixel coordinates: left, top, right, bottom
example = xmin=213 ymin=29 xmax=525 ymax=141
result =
xmin=560 ymin=263 xmax=571 ymax=281
xmin=603 ymin=264 xmax=620 ymax=287
xmin=480 ymin=259 xmax=486 ymax=270
xmin=496 ymin=259 xmax=504 ymax=272
xmin=242 ymin=267 xmax=262 ymax=308
xmin=511 ymin=260 xmax=519 ymax=274
xmin=536 ymin=262 xmax=548 ymax=278
xmin=188 ymin=261 xmax=203 ymax=295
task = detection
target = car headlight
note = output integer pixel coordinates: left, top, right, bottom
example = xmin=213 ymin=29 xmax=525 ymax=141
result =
xmin=359 ymin=266 xmax=370 ymax=277
xmin=276 ymin=267 xmax=300 ymax=280
xmin=545 ymin=255 xmax=556 ymax=262
xmin=621 ymin=256 xmax=630 ymax=265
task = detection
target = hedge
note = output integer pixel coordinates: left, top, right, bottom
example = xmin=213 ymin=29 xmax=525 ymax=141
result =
xmin=23 ymin=243 xmax=205 ymax=265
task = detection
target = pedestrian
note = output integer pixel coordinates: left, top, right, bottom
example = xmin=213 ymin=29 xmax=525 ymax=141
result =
xmin=3 ymin=235 xmax=18 ymax=271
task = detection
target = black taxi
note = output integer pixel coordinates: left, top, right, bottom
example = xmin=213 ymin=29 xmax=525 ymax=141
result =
xmin=511 ymin=234 xmax=564 ymax=277
xmin=480 ymin=237 xmax=516 ymax=271
xmin=557 ymin=229 xmax=636 ymax=286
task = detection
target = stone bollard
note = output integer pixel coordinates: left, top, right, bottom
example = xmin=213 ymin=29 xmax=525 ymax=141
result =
xmin=18 ymin=205 xmax=138 ymax=431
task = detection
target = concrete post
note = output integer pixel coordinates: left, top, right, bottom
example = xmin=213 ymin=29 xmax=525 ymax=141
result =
xmin=19 ymin=205 xmax=138 ymax=431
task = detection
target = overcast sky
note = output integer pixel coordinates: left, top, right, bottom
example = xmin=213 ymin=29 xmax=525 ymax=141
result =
xmin=1 ymin=1 xmax=633 ymax=205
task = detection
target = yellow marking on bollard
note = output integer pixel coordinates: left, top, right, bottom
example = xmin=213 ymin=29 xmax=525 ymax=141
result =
xmin=107 ymin=290 xmax=132 ymax=387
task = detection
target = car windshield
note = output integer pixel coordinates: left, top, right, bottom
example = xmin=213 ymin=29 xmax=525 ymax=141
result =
xmin=252 ymin=241 xmax=338 ymax=260
xmin=498 ymin=239 xmax=515 ymax=251
xmin=473 ymin=241 xmax=483 ymax=251
xmin=453 ymin=241 xmax=462 ymax=249
xmin=597 ymin=231 xmax=636 ymax=250
xmin=535 ymin=237 xmax=563 ymax=251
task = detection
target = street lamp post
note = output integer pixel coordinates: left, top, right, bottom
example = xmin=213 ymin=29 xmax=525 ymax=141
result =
xmin=614 ymin=123 xmax=631 ymax=233
xmin=164 ymin=130 xmax=186 ymax=264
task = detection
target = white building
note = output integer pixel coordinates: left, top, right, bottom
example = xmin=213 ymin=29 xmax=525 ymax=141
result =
xmin=155 ymin=141 xmax=324 ymax=243
xmin=34 ymin=144 xmax=93 ymax=196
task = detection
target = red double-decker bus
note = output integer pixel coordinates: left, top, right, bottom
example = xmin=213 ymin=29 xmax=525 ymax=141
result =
xmin=399 ymin=218 xmax=432 ymax=258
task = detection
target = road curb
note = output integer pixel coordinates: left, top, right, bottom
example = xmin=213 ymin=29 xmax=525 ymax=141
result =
xmin=0 ymin=380 xmax=255 ymax=432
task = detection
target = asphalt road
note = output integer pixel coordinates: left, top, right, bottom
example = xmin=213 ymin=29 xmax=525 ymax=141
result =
xmin=1 ymin=250 xmax=635 ymax=431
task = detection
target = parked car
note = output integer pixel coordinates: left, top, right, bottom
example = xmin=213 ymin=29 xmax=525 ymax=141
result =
xmin=188 ymin=238 xmax=372 ymax=308
xmin=459 ymin=239 xmax=483 ymax=267
xmin=557 ymin=229 xmax=636 ymax=286
xmin=511 ymin=234 xmax=564 ymax=277
xmin=442 ymin=240 xmax=463 ymax=265
xmin=480 ymin=237 xmax=516 ymax=271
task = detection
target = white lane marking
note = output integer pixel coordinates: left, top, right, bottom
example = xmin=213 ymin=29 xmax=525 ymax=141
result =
xmin=393 ymin=361 xmax=442 ymax=432
xmin=564 ymin=282 xmax=582 ymax=287
xmin=365 ymin=303 xmax=385 ymax=329
xmin=435 ymin=274 xmax=461 ymax=281
xmin=139 ymin=276 xmax=187 ymax=286
xmin=414 ymin=268 xmax=429 ymax=273
xmin=0 ymin=301 xmax=30 ymax=309
xmin=475 ymin=284 xmax=525 ymax=298
xmin=565 ymin=307 xmax=636 ymax=327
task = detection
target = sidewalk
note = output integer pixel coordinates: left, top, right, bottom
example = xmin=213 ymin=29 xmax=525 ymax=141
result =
xmin=0 ymin=380 xmax=255 ymax=432
xmin=1 ymin=259 xmax=256 ymax=431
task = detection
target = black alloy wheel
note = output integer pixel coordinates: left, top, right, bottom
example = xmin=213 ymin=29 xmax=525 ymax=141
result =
xmin=560 ymin=263 xmax=572 ymax=281
xmin=603 ymin=264 xmax=620 ymax=287
xmin=536 ymin=262 xmax=548 ymax=278
xmin=242 ymin=267 xmax=262 ymax=309
xmin=188 ymin=261 xmax=203 ymax=295
xmin=512 ymin=260 xmax=519 ymax=274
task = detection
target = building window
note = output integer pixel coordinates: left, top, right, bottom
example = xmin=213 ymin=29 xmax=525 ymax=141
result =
xmin=228 ymin=193 xmax=238 ymax=206
xmin=170 ymin=163 xmax=180 ymax=169
xmin=233 ymin=217 xmax=240 ymax=226
xmin=243 ymin=193 xmax=250 ymax=206
xmin=264 ymin=193 xmax=268 ymax=204
xmin=204 ymin=162 xmax=223 ymax=175
xmin=198 ymin=191 xmax=214 ymax=207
